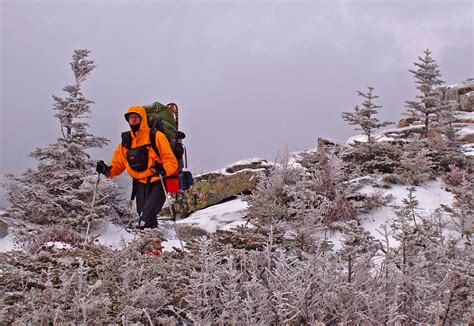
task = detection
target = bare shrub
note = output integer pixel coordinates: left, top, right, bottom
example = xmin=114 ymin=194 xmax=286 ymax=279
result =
xmin=358 ymin=188 xmax=394 ymax=213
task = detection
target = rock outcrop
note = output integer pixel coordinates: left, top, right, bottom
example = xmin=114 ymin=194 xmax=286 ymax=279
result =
xmin=444 ymin=79 xmax=474 ymax=111
xmin=175 ymin=159 xmax=272 ymax=217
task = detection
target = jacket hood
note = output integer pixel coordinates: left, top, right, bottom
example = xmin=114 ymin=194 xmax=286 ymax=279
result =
xmin=124 ymin=106 xmax=149 ymax=132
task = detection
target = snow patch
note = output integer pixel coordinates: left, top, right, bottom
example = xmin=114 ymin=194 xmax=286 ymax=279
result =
xmin=455 ymin=111 xmax=474 ymax=121
xmin=288 ymin=153 xmax=305 ymax=170
xmin=225 ymin=158 xmax=272 ymax=168
xmin=375 ymin=136 xmax=396 ymax=142
xmin=348 ymin=179 xmax=455 ymax=247
xmin=0 ymin=234 xmax=15 ymax=252
xmin=177 ymin=198 xmax=248 ymax=233
xmin=358 ymin=179 xmax=454 ymax=210
xmin=346 ymin=134 xmax=368 ymax=145
xmin=457 ymin=124 xmax=474 ymax=138
xmin=43 ymin=241 xmax=72 ymax=250
xmin=460 ymin=143 xmax=474 ymax=156
xmin=199 ymin=158 xmax=272 ymax=176
xmin=92 ymin=222 xmax=135 ymax=248
xmin=162 ymin=238 xmax=184 ymax=252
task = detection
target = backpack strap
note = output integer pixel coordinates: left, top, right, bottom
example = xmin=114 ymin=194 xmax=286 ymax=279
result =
xmin=121 ymin=131 xmax=132 ymax=149
xmin=175 ymin=105 xmax=179 ymax=130
xmin=149 ymin=129 xmax=161 ymax=158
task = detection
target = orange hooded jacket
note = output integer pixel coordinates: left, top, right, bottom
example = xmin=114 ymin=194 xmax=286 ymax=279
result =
xmin=108 ymin=106 xmax=178 ymax=183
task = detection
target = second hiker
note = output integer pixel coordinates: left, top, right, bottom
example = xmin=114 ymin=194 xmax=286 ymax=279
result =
xmin=96 ymin=105 xmax=178 ymax=229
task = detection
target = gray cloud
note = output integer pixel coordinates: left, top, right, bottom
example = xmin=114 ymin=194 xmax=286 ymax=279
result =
xmin=1 ymin=1 xmax=472 ymax=174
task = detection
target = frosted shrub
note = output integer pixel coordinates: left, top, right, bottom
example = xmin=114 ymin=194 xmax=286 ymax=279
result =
xmin=1 ymin=213 xmax=473 ymax=324
xmin=314 ymin=148 xmax=357 ymax=225
xmin=396 ymin=142 xmax=435 ymax=185
xmin=358 ymin=188 xmax=394 ymax=213
xmin=442 ymin=164 xmax=469 ymax=187
xmin=341 ymin=86 xmax=393 ymax=154
xmin=27 ymin=224 xmax=85 ymax=253
xmin=442 ymin=176 xmax=473 ymax=244
xmin=247 ymin=151 xmax=301 ymax=224
xmin=342 ymin=142 xmax=402 ymax=175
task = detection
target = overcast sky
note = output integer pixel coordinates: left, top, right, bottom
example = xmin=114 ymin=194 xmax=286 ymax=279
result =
xmin=1 ymin=0 xmax=473 ymax=175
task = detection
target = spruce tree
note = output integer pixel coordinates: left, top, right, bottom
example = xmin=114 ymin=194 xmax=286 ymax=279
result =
xmin=405 ymin=49 xmax=444 ymax=138
xmin=341 ymin=86 xmax=393 ymax=153
xmin=7 ymin=49 xmax=130 ymax=227
xmin=337 ymin=220 xmax=379 ymax=284
xmin=388 ymin=187 xmax=453 ymax=322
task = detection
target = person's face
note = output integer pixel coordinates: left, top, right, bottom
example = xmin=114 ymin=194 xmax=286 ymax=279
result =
xmin=128 ymin=113 xmax=142 ymax=126
xmin=169 ymin=104 xmax=177 ymax=114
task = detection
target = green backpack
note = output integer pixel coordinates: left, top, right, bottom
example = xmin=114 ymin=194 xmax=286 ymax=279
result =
xmin=143 ymin=102 xmax=178 ymax=151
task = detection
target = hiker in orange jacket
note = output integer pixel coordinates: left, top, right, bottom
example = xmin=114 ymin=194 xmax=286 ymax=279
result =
xmin=96 ymin=105 xmax=178 ymax=229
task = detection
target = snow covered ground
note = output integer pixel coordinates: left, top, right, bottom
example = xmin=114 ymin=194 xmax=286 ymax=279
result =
xmin=158 ymin=198 xmax=248 ymax=251
xmin=93 ymin=197 xmax=249 ymax=252
xmin=0 ymin=198 xmax=250 ymax=253
xmin=90 ymin=221 xmax=136 ymax=248
xmin=456 ymin=111 xmax=474 ymax=121
xmin=0 ymin=178 xmax=459 ymax=254
xmin=176 ymin=198 xmax=248 ymax=233
xmin=348 ymin=179 xmax=454 ymax=248
xmin=0 ymin=232 xmax=15 ymax=252
xmin=460 ymin=143 xmax=474 ymax=157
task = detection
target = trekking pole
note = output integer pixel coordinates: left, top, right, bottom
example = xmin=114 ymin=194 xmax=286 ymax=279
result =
xmin=158 ymin=174 xmax=184 ymax=250
xmin=84 ymin=172 xmax=101 ymax=244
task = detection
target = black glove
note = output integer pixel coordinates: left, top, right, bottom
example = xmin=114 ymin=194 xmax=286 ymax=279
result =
xmin=152 ymin=162 xmax=166 ymax=177
xmin=96 ymin=160 xmax=111 ymax=176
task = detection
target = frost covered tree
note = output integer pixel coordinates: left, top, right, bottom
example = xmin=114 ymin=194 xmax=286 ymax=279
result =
xmin=405 ymin=49 xmax=444 ymax=138
xmin=434 ymin=241 xmax=474 ymax=324
xmin=384 ymin=187 xmax=469 ymax=323
xmin=247 ymin=151 xmax=301 ymax=225
xmin=442 ymin=175 xmax=473 ymax=245
xmin=7 ymin=49 xmax=131 ymax=227
xmin=336 ymin=220 xmax=380 ymax=284
xmin=341 ymin=86 xmax=393 ymax=153
xmin=396 ymin=141 xmax=435 ymax=185
xmin=388 ymin=188 xmax=430 ymax=322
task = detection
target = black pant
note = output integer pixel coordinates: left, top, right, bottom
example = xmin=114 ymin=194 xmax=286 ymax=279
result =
xmin=135 ymin=181 xmax=166 ymax=229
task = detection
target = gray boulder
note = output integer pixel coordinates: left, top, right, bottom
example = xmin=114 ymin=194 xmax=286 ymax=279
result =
xmin=175 ymin=159 xmax=272 ymax=217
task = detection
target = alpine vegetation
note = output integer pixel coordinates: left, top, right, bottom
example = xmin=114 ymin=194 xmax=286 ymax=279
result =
xmin=405 ymin=48 xmax=445 ymax=138
xmin=6 ymin=50 xmax=130 ymax=228
xmin=2 ymin=185 xmax=472 ymax=324
xmin=341 ymin=86 xmax=393 ymax=153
